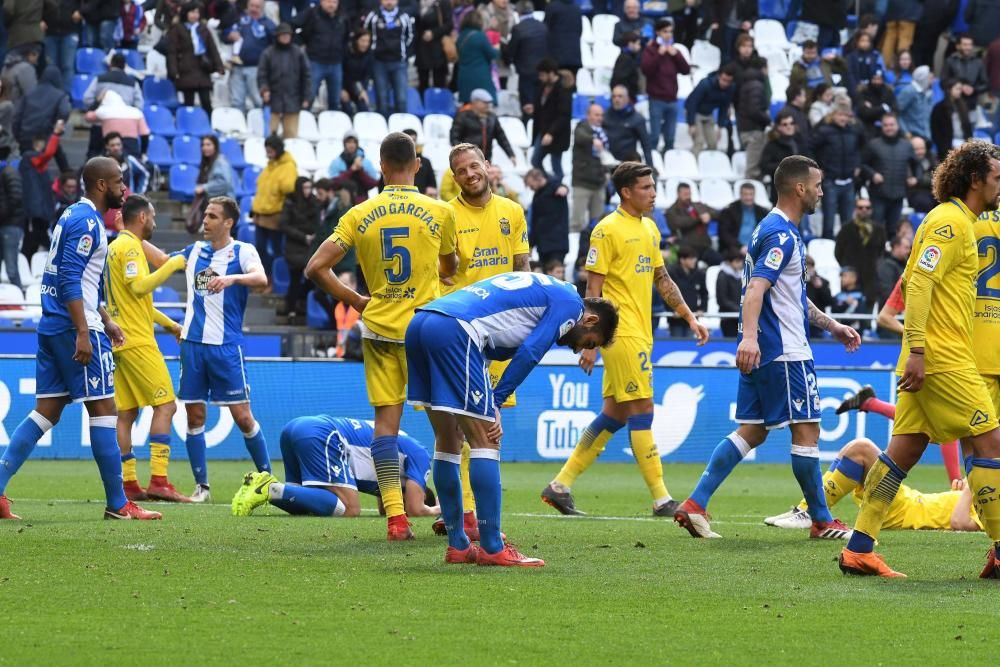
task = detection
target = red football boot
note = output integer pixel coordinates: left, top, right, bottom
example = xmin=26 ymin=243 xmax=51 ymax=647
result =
xmin=838 ymin=549 xmax=907 ymax=578
xmin=476 ymin=544 xmax=544 ymax=567
xmin=979 ymin=546 xmax=1000 ymax=579
xmin=123 ymin=480 xmax=147 ymax=501
xmin=145 ymin=476 xmax=192 ymax=503
xmin=810 ymin=518 xmax=853 ymax=540
xmin=0 ymin=495 xmax=20 ymax=520
xmin=445 ymin=543 xmax=480 ymax=564
xmin=104 ymin=501 xmax=163 ymax=520
xmin=387 ymin=514 xmax=414 ymax=541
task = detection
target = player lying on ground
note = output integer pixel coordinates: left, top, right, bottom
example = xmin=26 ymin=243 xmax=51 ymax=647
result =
xmin=407 ymin=272 xmax=619 ymax=567
xmin=765 ymin=437 xmax=981 ymax=532
xmin=231 ymin=416 xmax=439 ymax=518
xmin=0 ymin=158 xmax=161 ymax=520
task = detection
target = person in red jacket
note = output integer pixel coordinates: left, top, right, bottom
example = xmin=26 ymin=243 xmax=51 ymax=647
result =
xmin=640 ymin=18 xmax=690 ymax=153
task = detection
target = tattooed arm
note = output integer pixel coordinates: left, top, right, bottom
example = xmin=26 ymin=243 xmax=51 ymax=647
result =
xmin=654 ymin=266 xmax=709 ymax=344
xmin=513 ymin=253 xmax=531 ymax=272
xmin=808 ymin=298 xmax=862 ymax=353
xmin=807 ymin=299 xmax=837 ymax=332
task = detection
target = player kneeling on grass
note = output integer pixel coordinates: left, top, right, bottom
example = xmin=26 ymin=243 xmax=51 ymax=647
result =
xmin=765 ymin=437 xmax=982 ymax=532
xmin=231 ymin=416 xmax=439 ymax=518
xmin=406 ymin=272 xmax=618 ymax=567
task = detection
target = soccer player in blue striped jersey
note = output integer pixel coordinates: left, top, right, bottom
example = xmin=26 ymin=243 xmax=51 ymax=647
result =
xmin=145 ymin=197 xmax=269 ymax=502
xmin=405 ymin=273 xmax=619 ymax=566
xmin=0 ymin=157 xmax=161 ymax=521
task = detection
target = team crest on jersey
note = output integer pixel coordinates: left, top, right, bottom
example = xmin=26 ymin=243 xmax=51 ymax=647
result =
xmin=764 ymin=247 xmax=784 ymax=270
xmin=559 ymin=319 xmax=575 ymax=338
xmin=932 ymin=224 xmax=954 ymax=240
xmin=195 ymin=267 xmax=219 ymax=294
xmin=918 ymin=245 xmax=941 ymax=272
xmin=76 ymin=235 xmax=93 ymax=256
xmin=499 ymin=217 xmax=510 ymax=236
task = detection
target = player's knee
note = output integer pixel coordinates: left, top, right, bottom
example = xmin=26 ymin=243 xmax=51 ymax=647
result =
xmin=736 ymin=424 xmax=767 ymax=448
xmin=842 ymin=438 xmax=878 ymax=463
xmin=233 ymin=412 xmax=257 ymax=433
xmin=154 ymin=401 xmax=177 ymax=419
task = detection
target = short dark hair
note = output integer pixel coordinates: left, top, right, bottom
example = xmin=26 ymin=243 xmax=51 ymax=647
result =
xmin=104 ymin=131 xmax=123 ymax=145
xmin=654 ymin=17 xmax=673 ymax=32
xmin=957 ymin=32 xmax=974 ymax=43
xmin=620 ymin=30 xmax=639 ymax=43
xmin=735 ymin=34 xmax=754 ymax=49
xmin=121 ymin=194 xmax=152 ymax=224
xmin=264 ymin=134 xmax=284 ymax=156
xmin=537 ymin=57 xmax=559 ymax=73
xmin=208 ymin=196 xmax=240 ymax=226
xmin=676 ymin=182 xmax=691 ymax=193
xmin=803 ymin=39 xmax=817 ymax=50
xmin=380 ymin=131 xmax=417 ymax=170
xmin=719 ymin=63 xmax=739 ymax=78
xmin=774 ymin=155 xmax=820 ymax=195
xmin=677 ymin=245 xmax=696 ymax=259
xmin=401 ymin=128 xmax=418 ymax=140
xmin=611 ymin=161 xmax=653 ymax=195
xmin=314 ymin=177 xmax=334 ymax=191
xmin=543 ymin=257 xmax=564 ymax=273
xmin=859 ymin=13 xmax=878 ymax=28
xmin=60 ymin=170 xmax=78 ymax=183
xmin=723 ymin=249 xmax=743 ymax=263
xmin=584 ymin=296 xmax=619 ymax=347
xmin=786 ymin=84 xmax=804 ymax=102
xmin=515 ymin=0 xmax=534 ymax=13
xmin=739 ymin=181 xmax=755 ymax=192
xmin=110 ymin=53 xmax=126 ymax=69
xmin=461 ymin=9 xmax=482 ymax=29
xmin=881 ymin=111 xmax=898 ymax=122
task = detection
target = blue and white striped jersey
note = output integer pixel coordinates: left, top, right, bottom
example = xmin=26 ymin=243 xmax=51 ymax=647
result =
xmin=420 ymin=272 xmax=585 ymax=404
xmin=317 ymin=417 xmax=430 ymax=495
xmin=39 ymin=198 xmax=108 ymax=335
xmin=738 ymin=208 xmax=811 ymax=366
xmin=177 ymin=240 xmax=262 ymax=345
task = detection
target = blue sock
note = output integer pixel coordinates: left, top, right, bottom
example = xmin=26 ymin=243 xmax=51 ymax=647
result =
xmin=90 ymin=416 xmax=128 ymax=510
xmin=689 ymin=433 xmax=751 ymax=510
xmin=121 ymin=452 xmax=136 ymax=464
xmin=242 ymin=421 xmax=271 ymax=472
xmin=433 ymin=452 xmax=468 ymax=550
xmin=836 ymin=456 xmax=865 ymax=483
xmin=269 ymin=483 xmax=344 ymax=516
xmin=186 ymin=426 xmax=208 ymax=485
xmin=827 ymin=457 xmax=841 ymax=473
xmin=791 ymin=445 xmax=833 ymax=523
xmin=469 ymin=449 xmax=503 ymax=554
xmin=0 ymin=412 xmax=52 ymax=494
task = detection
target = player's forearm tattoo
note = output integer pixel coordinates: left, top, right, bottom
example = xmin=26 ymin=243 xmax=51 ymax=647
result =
xmin=807 ymin=299 xmax=836 ymax=331
xmin=513 ymin=254 xmax=531 ymax=272
xmin=653 ymin=266 xmax=689 ymax=313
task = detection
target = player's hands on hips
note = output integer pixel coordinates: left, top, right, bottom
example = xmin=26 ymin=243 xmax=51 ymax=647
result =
xmin=689 ymin=318 xmax=710 ymax=346
xmin=73 ymin=330 xmax=93 ymax=365
xmin=898 ymin=352 xmax=925 ymax=392
xmin=487 ymin=408 xmax=503 ymax=444
xmin=206 ymin=275 xmax=236 ymax=293
xmin=578 ymin=347 xmax=598 ymax=375
xmin=735 ymin=337 xmax=760 ymax=374
xmin=105 ymin=320 xmax=126 ymax=348
xmin=833 ymin=323 xmax=861 ymax=352
xmin=354 ymin=295 xmax=371 ymax=313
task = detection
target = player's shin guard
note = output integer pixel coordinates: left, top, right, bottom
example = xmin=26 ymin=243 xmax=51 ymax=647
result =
xmin=241 ymin=421 xmax=271 ymax=472
xmin=460 ymin=442 xmax=476 ymax=512
xmin=553 ymin=413 xmax=625 ymax=489
xmin=628 ymin=413 xmax=670 ymax=502
xmin=90 ymin=416 xmax=128 ymax=510
xmin=186 ymin=426 xmax=208 ymax=485
xmin=434 ymin=451 xmax=469 ymax=550
xmin=371 ymin=435 xmax=405 ymax=518
xmin=121 ymin=453 xmax=138 ymax=483
xmin=0 ymin=411 xmax=53 ymax=494
xmin=469 ymin=448 xmax=503 ymax=554
xmin=790 ymin=445 xmax=833 ymax=523
xmin=690 ymin=432 xmax=751 ymax=510
xmin=149 ymin=434 xmax=170 ymax=478
xmin=798 ymin=457 xmax=864 ymax=511
xmin=968 ymin=459 xmax=1000 ymax=543
xmin=846 ymin=453 xmax=906 ymax=553
xmin=268 ymin=483 xmax=345 ymax=516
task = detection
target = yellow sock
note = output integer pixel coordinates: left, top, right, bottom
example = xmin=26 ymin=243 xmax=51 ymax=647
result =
xmin=150 ymin=442 xmax=170 ymax=478
xmin=460 ymin=441 xmax=476 ymax=512
xmin=853 ymin=457 xmax=905 ymax=542
xmin=969 ymin=460 xmax=1000 ymax=541
xmin=553 ymin=414 xmax=624 ymax=488
xmin=122 ymin=455 xmax=138 ymax=483
xmin=628 ymin=416 xmax=670 ymax=501
xmin=797 ymin=470 xmax=860 ymax=511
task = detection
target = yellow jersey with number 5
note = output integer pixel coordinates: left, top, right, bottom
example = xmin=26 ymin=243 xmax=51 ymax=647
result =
xmin=974 ymin=211 xmax=1000 ymax=375
xmin=329 ymin=185 xmax=456 ymax=341
xmin=444 ymin=192 xmax=529 ymax=293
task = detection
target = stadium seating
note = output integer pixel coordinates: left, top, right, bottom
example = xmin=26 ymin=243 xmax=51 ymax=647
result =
xmin=423 ymin=113 xmax=453 ymax=145
xmin=247 ymin=108 xmax=267 ymax=137
xmin=734 ymin=179 xmax=773 ymax=208
xmin=30 ymin=252 xmax=46 ymax=281
xmin=142 ymin=77 xmax=179 ymax=108
xmin=661 ymin=149 xmax=700 ymax=179
xmin=306 ymin=291 xmax=332 ymax=329
xmin=172 ymin=135 xmax=202 ymax=165
xmin=147 ymin=135 xmax=174 ymax=169
xmin=297 ymin=110 xmax=321 ymax=143
xmin=591 ymin=41 xmax=620 ymax=70
xmin=700 ymin=178 xmax=735 ymax=209
xmin=731 ymin=151 xmax=746 ymax=177
xmin=576 ymin=68 xmax=599 ymax=96
xmin=212 ymin=107 xmax=250 ymax=137
xmin=243 ymin=137 xmax=267 ymax=167
xmin=168 ymin=163 xmax=197 ymax=201
xmin=497 ymin=90 xmax=522 ymax=117
xmin=388 ymin=113 xmax=424 ymax=141
xmin=407 ymin=88 xmax=427 ymax=117
xmin=233 ymin=167 xmax=250 ymax=197
xmin=690 ymin=40 xmax=721 ymax=79
xmin=581 ymin=15 xmax=594 ymax=43
xmin=581 ymin=43 xmax=595 ymax=69
xmin=176 ymin=106 xmax=213 ymax=137
xmin=272 ymin=257 xmax=290 ymax=296
xmin=220 ymin=136 xmax=248 ymax=169
xmin=318 ymin=110 xmax=353 ymax=140
xmin=237 ymin=222 xmax=256 ymax=244
xmin=239 ymin=196 xmax=254 ymax=214
xmin=661 ymin=177 xmax=700 ymax=207
xmin=498 ymin=117 xmax=531 ymax=150
xmin=316 ymin=140 xmax=342 ymax=171
xmin=0 ymin=254 xmax=32 ymax=287
xmin=591 ymin=14 xmax=619 ymax=42
xmin=284 ymin=138 xmax=318 ymax=173
xmin=353 ymin=112 xmax=390 ymax=143
xmin=70 ymin=74 xmax=93 ymax=109
xmin=754 ymin=19 xmax=793 ymax=50
xmin=144 ymin=104 xmax=178 ymax=137
xmin=698 ymin=150 xmax=736 ymax=180
xmin=75 ymin=48 xmax=107 ymax=75
xmin=424 ymin=87 xmax=456 ymax=116
xmin=242 ymin=166 xmax=262 ymax=194
xmin=114 ymin=48 xmax=146 ymax=72
xmin=153 ymin=286 xmax=184 ymax=322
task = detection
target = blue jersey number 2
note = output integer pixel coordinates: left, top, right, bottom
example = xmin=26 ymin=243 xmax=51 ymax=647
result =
xmin=381 ymin=227 xmax=411 ymax=284
xmin=979 ymin=237 xmax=1000 ymax=300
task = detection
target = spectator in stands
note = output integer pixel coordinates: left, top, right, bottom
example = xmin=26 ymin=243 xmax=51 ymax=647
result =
xmin=801 ymin=0 xmax=847 ymax=51
xmin=18 ymin=120 xmax=62 ymax=258
xmin=860 ymin=112 xmax=916 ymax=238
xmin=703 ymin=0 xmax=755 ymax=63
xmin=478 ymin=0 xmax=516 ymax=86
xmin=834 ymin=197 xmax=886 ymax=306
xmin=913 ymin=0 xmax=955 ymax=67
xmin=684 ymin=63 xmax=736 ymax=156
xmin=666 ymin=245 xmax=707 ymax=338
xmin=855 ymin=69 xmax=897 ymax=138
xmin=831 ymin=266 xmax=868 ymax=331
xmin=642 ymin=18 xmax=689 ymax=153
xmin=531 ymin=58 xmax=571 ymax=182
xmin=790 ymin=41 xmax=840 ymax=91
xmin=252 ymin=134 xmax=298 ymax=285
xmin=1 ymin=43 xmax=39 ymax=102
xmin=42 ymin=1 xmax=82 ymax=94
xmin=716 ymin=250 xmax=743 ymax=337
xmin=153 ymin=0 xmax=183 ymax=29
xmin=279 ymin=0 xmax=311 ymax=23
xmin=727 ymin=34 xmax=760 ymax=95
xmin=487 ymin=163 xmax=521 ymax=204
xmin=401 ymin=128 xmax=436 ymax=194
xmin=805 ymin=254 xmax=834 ymax=338
xmin=846 ymin=32 xmax=886 ymax=92
xmin=666 ymin=182 xmax=719 ymax=264
xmin=86 ymin=90 xmax=151 ymax=160
xmin=279 ymin=176 xmax=320 ymax=323
xmin=843 ymin=13 xmax=879 ymax=56
xmin=116 ymin=0 xmax=146 ymax=49
xmin=543 ymin=0 xmax=582 ymax=80
xmin=986 ymin=38 xmax=1000 ymax=112
xmin=364 ymin=0 xmax=414 ymax=114
xmin=907 ymin=135 xmax=937 ymax=213
xmin=672 ymin=0 xmax=699 ymax=48
xmin=877 ymin=233 xmax=911 ymax=304
xmin=328 ymin=130 xmax=379 ymax=203
xmin=780 ymin=84 xmax=812 ymax=148
xmin=5 ymin=0 xmax=43 ymax=52
xmin=604 ymin=84 xmax=654 ymax=166
xmin=0 ymin=78 xmax=13 ymax=158
xmin=931 ymin=79 xmax=974 ymax=159
xmin=414 ymin=0 xmax=452 ymax=93
xmin=222 ymin=0 xmax=275 ymax=113
xmin=886 ymin=50 xmax=914 ymax=94
xmin=507 ymin=0 xmax=547 ymax=118
xmin=525 ymin=167 xmax=569 ymax=264
xmin=735 ymin=60 xmax=769 ymax=180
xmin=167 ymin=3 xmax=225 ymax=114
xmin=542 ymin=258 xmax=565 ymax=280
xmin=298 ymin=0 xmax=349 ymax=112
xmin=83 ymin=53 xmax=143 ymax=110
xmin=613 ymin=0 xmax=650 ymax=47
xmin=964 ymin=0 xmax=1000 ymax=47
xmin=896 ymin=64 xmax=933 ymax=140
xmin=312 ymin=177 xmax=356 ymax=279
xmin=81 ymin=0 xmax=119 ymax=50
xmin=880 ymin=0 xmax=921 ymax=65
xmin=808 ymin=83 xmax=836 ymax=126
xmin=611 ymin=31 xmax=642 ymax=101
xmin=451 ymin=88 xmax=517 ymax=162
xmin=342 ymin=29 xmax=374 ymax=115
xmin=195 ymin=134 xmax=235 ymax=200
xmin=570 ymin=103 xmax=608 ymax=233
xmin=53 ymin=170 xmax=80 ymax=221
xmin=760 ymin=111 xmax=802 ymax=201
xmin=456 ymin=10 xmax=497 ymax=103
xmin=718 ymin=181 xmax=766 ymax=255
xmin=811 ymin=100 xmax=862 ymax=238
xmin=104 ymin=131 xmax=150 ymax=195
xmin=0 ymin=148 xmax=24 ymax=289
xmin=942 ymin=34 xmax=989 ymax=113
xmin=258 ymin=22 xmax=311 ymax=137
xmin=13 ymin=65 xmax=70 ymax=173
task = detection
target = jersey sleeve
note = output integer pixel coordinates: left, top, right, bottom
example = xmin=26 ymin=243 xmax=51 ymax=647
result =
xmin=911 ymin=222 xmax=963 ymax=285
xmin=584 ymin=224 xmax=612 ymax=275
xmin=513 ymin=206 xmax=530 ymax=257
xmin=398 ymin=435 xmax=430 ymax=490
xmin=650 ymin=221 xmax=665 ymax=269
xmin=57 ymin=219 xmax=98 ymax=303
xmin=438 ymin=202 xmax=457 ymax=255
xmin=751 ymin=229 xmax=793 ymax=285
xmin=169 ymin=243 xmax=196 ymax=261
xmin=238 ymin=243 xmax=263 ymax=273
xmin=329 ymin=210 xmax=357 ymax=251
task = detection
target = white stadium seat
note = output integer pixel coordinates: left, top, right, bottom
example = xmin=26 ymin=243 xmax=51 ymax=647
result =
xmin=353 ymin=112 xmax=389 ymax=144
xmin=807 ymin=238 xmax=837 ymax=266
xmin=591 ymin=14 xmax=619 ymax=43
xmin=316 ymin=139 xmax=344 ymax=171
xmin=731 ymin=151 xmax=746 ymax=178
xmin=581 ymin=15 xmax=594 ymax=43
xmin=0 ymin=283 xmax=24 ymax=306
xmin=676 ymin=74 xmax=693 ymax=100
xmin=576 ymin=68 xmax=600 ymax=96
xmin=673 ymin=122 xmax=694 ymax=151
xmin=698 ymin=150 xmax=736 ymax=180
xmin=284 ymin=138 xmax=318 ymax=173
xmin=23 ymin=283 xmax=42 ymax=318
xmin=499 ymin=116 xmax=531 ymax=149
xmin=769 ymin=72 xmax=790 ymax=103
xmin=0 ymin=255 xmax=33 ymax=286
xmin=703 ymin=264 xmax=722 ymax=331
xmin=700 ymin=178 xmax=735 ymax=209
xmin=297 ymin=110 xmax=321 ymax=143
xmin=497 ymin=90 xmax=522 ymax=117
xmin=754 ymin=19 xmax=792 ymax=50
xmin=423 ymin=113 xmax=453 ymax=144
xmin=580 ymin=43 xmax=595 ymax=69
xmin=734 ymin=179 xmax=773 ymax=208
xmin=318 ymin=110 xmax=353 ymax=140
xmin=243 ymin=136 xmax=267 ymax=167
xmin=691 ymin=40 xmax=721 ymax=75
xmin=591 ymin=40 xmax=620 ymax=70
xmin=211 ymin=107 xmax=248 ymax=137
xmin=661 ymin=149 xmax=700 ymax=179
xmin=247 ymin=108 xmax=265 ymax=137
xmin=31 ymin=251 xmax=46 ymax=279
xmin=388 ymin=112 xmax=424 ymax=141
xmin=661 ymin=177 xmax=700 ymax=208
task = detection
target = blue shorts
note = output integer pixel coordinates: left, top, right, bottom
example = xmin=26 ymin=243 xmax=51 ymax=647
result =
xmin=735 ymin=359 xmax=821 ymax=430
xmin=405 ymin=310 xmax=496 ymax=421
xmin=36 ymin=330 xmax=116 ymax=403
xmin=178 ymin=341 xmax=250 ymax=404
xmin=279 ymin=417 xmax=357 ymax=489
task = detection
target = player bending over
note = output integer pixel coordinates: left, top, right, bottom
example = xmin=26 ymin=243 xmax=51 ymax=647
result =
xmin=673 ymin=156 xmax=861 ymax=540
xmin=0 ymin=158 xmax=160 ymax=520
xmin=231 ymin=416 xmax=438 ymax=518
xmin=407 ymin=272 xmax=619 ymax=566
xmin=765 ymin=437 xmax=981 ymax=532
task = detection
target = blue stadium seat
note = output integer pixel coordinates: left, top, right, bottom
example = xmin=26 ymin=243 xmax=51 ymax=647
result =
xmin=169 ymin=163 xmax=197 ymax=201
xmin=770 ymin=100 xmax=784 ymax=119
xmin=239 ymin=195 xmax=254 ymax=214
xmin=220 ymin=137 xmax=247 ymax=169
xmin=75 ymin=48 xmax=107 ymax=75
xmin=271 ymin=257 xmax=289 ymax=296
xmin=242 ymin=166 xmax=261 ymax=194
xmin=114 ymin=48 xmax=145 ymax=71
xmin=153 ymin=286 xmax=184 ymax=322
xmin=424 ymin=88 xmax=456 ymax=116
xmin=70 ymin=74 xmax=94 ymax=109
xmin=143 ymin=77 xmax=179 ymax=109
xmin=147 ymin=135 xmax=174 ymax=169
xmin=306 ymin=291 xmax=333 ymax=329
xmin=237 ymin=222 xmax=256 ymax=244
xmin=974 ymin=127 xmax=993 ymax=140
xmin=407 ymin=88 xmax=426 ymax=117
xmin=758 ymin=0 xmax=791 ymax=20
xmin=233 ymin=167 xmax=248 ymax=197
xmin=176 ymin=106 xmax=213 ymax=136
xmin=572 ymin=93 xmax=610 ymax=119
xmin=144 ymin=104 xmax=178 ymax=137
xmin=172 ymin=135 xmax=202 ymax=165
xmin=931 ymin=79 xmax=944 ymax=105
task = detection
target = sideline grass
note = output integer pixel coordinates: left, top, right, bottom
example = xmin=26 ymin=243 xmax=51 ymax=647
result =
xmin=1 ymin=461 xmax=996 ymax=665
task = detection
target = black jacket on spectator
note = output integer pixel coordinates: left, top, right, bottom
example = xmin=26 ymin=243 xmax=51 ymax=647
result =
xmin=363 ymin=9 xmax=415 ymax=63
xmin=735 ymin=68 xmax=770 ymax=133
xmin=930 ymin=101 xmax=973 ymax=158
xmin=684 ymin=73 xmax=735 ymax=128
xmin=529 ymin=177 xmax=570 ymax=262
xmin=913 ymin=0 xmax=958 ymax=66
xmin=613 ymin=16 xmax=650 ymax=46
xmin=13 ymin=66 xmax=69 ymax=148
xmin=667 ymin=263 xmax=708 ymax=318
xmin=908 ymin=150 xmax=938 ymax=212
xmin=532 ymin=81 xmax=572 ymax=152
xmin=801 ymin=0 xmax=848 ymax=29
xmin=281 ymin=186 xmax=322 ymax=271
xmin=877 ymin=254 xmax=906 ymax=303
xmin=377 ymin=152 xmax=437 ymax=193
xmin=450 ymin=107 xmax=515 ymax=162
xmin=760 ymin=133 xmax=801 ymax=200
xmin=965 ymin=0 xmax=1000 ymax=46
xmin=0 ymin=163 xmax=24 ymax=231
xmin=835 ymin=219 xmax=887 ymax=304
xmin=716 ymin=263 xmax=742 ymax=337
xmin=806 ymin=274 xmax=835 ymax=337
xmin=571 ymin=122 xmax=606 ymax=188
xmin=506 ymin=16 xmax=548 ymax=83
xmin=611 ymin=49 xmax=641 ymax=101
xmin=42 ymin=0 xmax=82 ymax=36
xmin=779 ymin=102 xmax=812 ymax=148
xmin=18 ymin=152 xmax=54 ymax=223
xmin=811 ymin=120 xmax=863 ymax=180
xmin=544 ymin=0 xmax=583 ymax=70
xmin=297 ymin=5 xmax=349 ymax=65
xmin=343 ymin=47 xmax=374 ymax=102
xmin=718 ymin=200 xmax=767 ymax=254
xmin=855 ymin=83 xmax=897 ymax=137
xmin=861 ymin=134 xmax=916 ymax=200
xmin=81 ymin=0 xmax=120 ymax=22
xmin=604 ymin=104 xmax=653 ymax=164
xmin=258 ymin=41 xmax=312 ymax=113
xmin=703 ymin=0 xmax=757 ymax=48
xmin=167 ymin=20 xmax=224 ymax=91
xmin=414 ymin=0 xmax=453 ymax=71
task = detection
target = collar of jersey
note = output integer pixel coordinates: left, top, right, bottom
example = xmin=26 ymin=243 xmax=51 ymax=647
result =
xmin=383 ymin=185 xmax=418 ymax=192
xmin=457 ymin=192 xmax=493 ymax=209
xmin=948 ymin=197 xmax=976 ymax=221
xmin=613 ymin=207 xmax=642 ymax=222
xmin=769 ymin=206 xmax=792 ymax=223
xmin=119 ymin=229 xmax=139 ymax=242
xmin=78 ymin=197 xmax=98 ymax=213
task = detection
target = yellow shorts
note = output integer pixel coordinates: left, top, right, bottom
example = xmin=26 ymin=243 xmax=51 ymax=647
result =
xmin=488 ymin=359 xmax=516 ymax=408
xmin=601 ymin=336 xmax=653 ymax=403
xmin=362 ymin=338 xmax=407 ymax=407
xmin=113 ymin=345 xmax=175 ymax=411
xmin=985 ymin=375 xmax=1000 ymax=415
xmin=893 ymin=368 xmax=999 ymax=443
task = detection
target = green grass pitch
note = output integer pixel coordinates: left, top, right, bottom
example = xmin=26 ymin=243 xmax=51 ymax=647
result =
xmin=2 ymin=460 xmax=997 ymax=665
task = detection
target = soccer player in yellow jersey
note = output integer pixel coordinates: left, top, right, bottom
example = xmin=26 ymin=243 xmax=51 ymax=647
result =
xmin=306 ymin=132 xmax=458 ymax=541
xmin=103 ymin=195 xmax=190 ymax=502
xmin=542 ymin=162 xmax=710 ymax=517
xmin=840 ymin=140 xmax=1000 ymax=578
